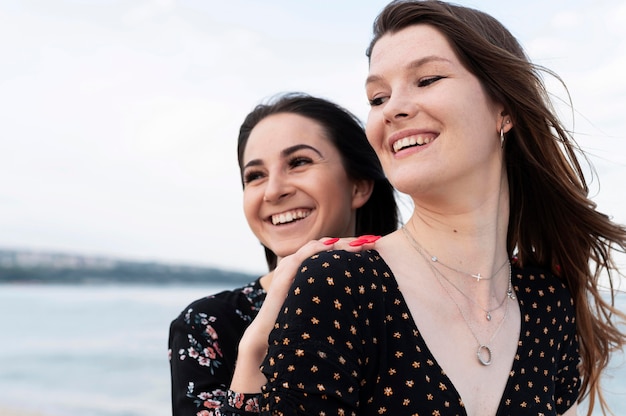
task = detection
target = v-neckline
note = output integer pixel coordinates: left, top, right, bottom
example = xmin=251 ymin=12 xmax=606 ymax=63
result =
xmin=372 ymin=250 xmax=524 ymax=416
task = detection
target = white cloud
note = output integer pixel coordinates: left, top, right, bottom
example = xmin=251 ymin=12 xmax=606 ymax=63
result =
xmin=0 ymin=0 xmax=624 ymax=274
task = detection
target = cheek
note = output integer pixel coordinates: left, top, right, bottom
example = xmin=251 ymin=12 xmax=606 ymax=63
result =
xmin=365 ymin=112 xmax=383 ymax=148
xmin=242 ymin=190 xmax=262 ymax=228
xmin=322 ymin=176 xmax=358 ymax=222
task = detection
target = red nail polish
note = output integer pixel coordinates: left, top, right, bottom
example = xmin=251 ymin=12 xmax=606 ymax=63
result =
xmin=361 ymin=235 xmax=381 ymax=243
xmin=349 ymin=239 xmax=365 ymax=247
xmin=348 ymin=235 xmax=381 ymax=247
xmin=323 ymin=237 xmax=340 ymax=245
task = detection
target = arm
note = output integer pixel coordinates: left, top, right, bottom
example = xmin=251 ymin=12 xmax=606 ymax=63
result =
xmin=260 ymin=249 xmax=384 ymax=415
xmin=229 ymin=239 xmax=339 ymax=394
xmin=169 ymin=290 xmax=258 ymax=415
xmin=230 ymin=237 xmax=379 ymax=394
xmin=219 ymin=241 xmax=342 ymax=416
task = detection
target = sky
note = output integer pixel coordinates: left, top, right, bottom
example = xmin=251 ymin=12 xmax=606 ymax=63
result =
xmin=1 ymin=0 xmax=625 ymax=275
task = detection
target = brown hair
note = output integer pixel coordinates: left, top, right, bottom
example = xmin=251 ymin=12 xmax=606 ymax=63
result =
xmin=367 ymin=1 xmax=626 ymax=414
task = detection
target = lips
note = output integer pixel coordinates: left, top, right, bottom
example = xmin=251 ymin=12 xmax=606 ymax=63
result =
xmin=270 ymin=209 xmax=312 ymax=225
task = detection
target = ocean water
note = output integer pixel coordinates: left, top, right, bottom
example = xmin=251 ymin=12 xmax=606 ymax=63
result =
xmin=0 ymin=284 xmax=624 ymax=416
xmin=0 ymin=283 xmax=234 ymax=416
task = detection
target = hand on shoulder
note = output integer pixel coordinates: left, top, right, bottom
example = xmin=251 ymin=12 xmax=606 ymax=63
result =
xmin=229 ymin=235 xmax=380 ymax=394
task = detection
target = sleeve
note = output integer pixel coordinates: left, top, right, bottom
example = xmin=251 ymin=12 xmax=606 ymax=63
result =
xmin=554 ymin=284 xmax=582 ymax=415
xmin=169 ymin=295 xmax=252 ymax=416
xmin=259 ymin=250 xmax=384 ymax=416
xmin=216 ymin=390 xmax=262 ymax=416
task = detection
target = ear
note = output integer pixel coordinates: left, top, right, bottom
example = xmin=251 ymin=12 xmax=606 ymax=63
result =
xmin=351 ymin=179 xmax=374 ymax=210
xmin=498 ymin=110 xmax=514 ymax=134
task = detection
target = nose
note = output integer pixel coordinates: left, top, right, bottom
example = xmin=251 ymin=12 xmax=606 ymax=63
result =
xmin=382 ymin=91 xmax=414 ymax=124
xmin=263 ymin=171 xmax=294 ymax=203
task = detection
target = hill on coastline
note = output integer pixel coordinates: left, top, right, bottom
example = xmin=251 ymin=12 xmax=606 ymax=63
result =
xmin=0 ymin=249 xmax=257 ymax=285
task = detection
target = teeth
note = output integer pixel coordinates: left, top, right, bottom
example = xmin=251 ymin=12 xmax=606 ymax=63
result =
xmin=271 ymin=210 xmax=311 ymax=225
xmin=393 ymin=135 xmax=433 ymax=153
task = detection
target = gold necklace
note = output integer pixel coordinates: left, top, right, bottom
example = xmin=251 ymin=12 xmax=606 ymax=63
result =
xmin=401 ymin=226 xmax=516 ymax=366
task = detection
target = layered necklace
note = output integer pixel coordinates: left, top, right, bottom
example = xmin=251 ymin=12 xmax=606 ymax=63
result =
xmin=432 ymin=250 xmax=508 ymax=282
xmin=401 ymin=225 xmax=516 ymax=366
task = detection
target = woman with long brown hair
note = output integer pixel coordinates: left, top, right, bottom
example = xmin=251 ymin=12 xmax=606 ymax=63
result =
xmin=224 ymin=2 xmax=626 ymax=415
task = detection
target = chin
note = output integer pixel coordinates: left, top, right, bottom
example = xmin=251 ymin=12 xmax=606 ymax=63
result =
xmin=273 ymin=244 xmax=305 ymax=260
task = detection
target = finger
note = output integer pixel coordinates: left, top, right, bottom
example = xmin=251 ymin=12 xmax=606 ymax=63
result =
xmin=325 ymin=235 xmax=381 ymax=251
xmin=271 ymin=240 xmax=329 ymax=290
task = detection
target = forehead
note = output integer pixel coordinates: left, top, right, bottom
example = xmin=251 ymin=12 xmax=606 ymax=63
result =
xmin=243 ymin=112 xmax=331 ymax=161
xmin=368 ymin=24 xmax=457 ymax=73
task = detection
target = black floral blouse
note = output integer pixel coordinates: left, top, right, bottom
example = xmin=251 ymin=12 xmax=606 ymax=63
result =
xmin=221 ymin=250 xmax=581 ymax=416
xmin=169 ymin=279 xmax=266 ymax=415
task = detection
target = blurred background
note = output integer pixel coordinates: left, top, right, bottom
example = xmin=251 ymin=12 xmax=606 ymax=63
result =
xmin=0 ymin=1 xmax=624 ymax=415
xmin=1 ymin=0 xmax=625 ymax=275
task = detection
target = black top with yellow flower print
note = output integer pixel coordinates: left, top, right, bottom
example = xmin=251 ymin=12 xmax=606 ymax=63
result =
xmin=254 ymin=249 xmax=580 ymax=416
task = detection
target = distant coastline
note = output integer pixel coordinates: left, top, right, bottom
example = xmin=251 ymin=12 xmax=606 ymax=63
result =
xmin=0 ymin=249 xmax=257 ymax=285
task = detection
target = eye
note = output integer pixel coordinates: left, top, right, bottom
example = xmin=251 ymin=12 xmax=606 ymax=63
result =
xmin=243 ymin=170 xmax=265 ymax=185
xmin=368 ymin=96 xmax=388 ymax=107
xmin=418 ymin=76 xmax=445 ymax=87
xmin=289 ymin=156 xmax=313 ymax=168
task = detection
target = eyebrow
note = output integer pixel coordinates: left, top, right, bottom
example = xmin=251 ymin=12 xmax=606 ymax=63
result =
xmin=243 ymin=144 xmax=324 ymax=170
xmin=365 ymin=55 xmax=452 ymax=86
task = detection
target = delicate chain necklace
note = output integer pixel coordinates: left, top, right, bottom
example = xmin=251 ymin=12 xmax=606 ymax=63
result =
xmin=401 ymin=226 xmax=516 ymax=366
xmin=439 ymin=261 xmax=512 ymax=321
xmin=402 ymin=226 xmax=514 ymax=321
xmin=434 ymin=262 xmax=510 ymax=366
xmin=435 ymin=254 xmax=508 ymax=282
xmin=402 ymin=225 xmax=508 ymax=282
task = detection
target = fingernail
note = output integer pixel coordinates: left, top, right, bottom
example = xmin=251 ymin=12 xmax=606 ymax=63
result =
xmin=323 ymin=237 xmax=340 ymax=245
xmin=361 ymin=235 xmax=381 ymax=243
xmin=354 ymin=235 xmax=381 ymax=243
xmin=349 ymin=235 xmax=381 ymax=247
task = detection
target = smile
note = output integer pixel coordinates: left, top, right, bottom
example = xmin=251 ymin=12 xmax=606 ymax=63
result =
xmin=392 ymin=135 xmax=435 ymax=153
xmin=270 ymin=209 xmax=312 ymax=225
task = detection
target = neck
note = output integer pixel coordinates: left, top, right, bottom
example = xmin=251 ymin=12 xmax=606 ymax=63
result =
xmin=406 ymin=174 xmax=510 ymax=280
xmin=259 ymin=270 xmax=274 ymax=291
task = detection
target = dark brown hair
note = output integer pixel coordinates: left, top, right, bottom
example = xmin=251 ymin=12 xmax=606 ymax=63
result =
xmin=238 ymin=92 xmax=399 ymax=271
xmin=367 ymin=1 xmax=626 ymax=414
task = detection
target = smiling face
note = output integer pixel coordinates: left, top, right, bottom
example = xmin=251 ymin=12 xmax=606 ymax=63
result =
xmin=365 ymin=24 xmax=509 ymax=205
xmin=242 ymin=112 xmax=366 ymax=261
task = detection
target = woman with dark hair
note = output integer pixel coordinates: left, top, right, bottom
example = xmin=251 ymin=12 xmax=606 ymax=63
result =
xmin=236 ymin=92 xmax=399 ymax=271
xmin=168 ymin=92 xmax=399 ymax=415
xmin=225 ymin=2 xmax=626 ymax=415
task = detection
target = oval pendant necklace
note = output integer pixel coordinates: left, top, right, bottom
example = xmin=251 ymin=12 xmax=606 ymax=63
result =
xmin=401 ymin=225 xmax=516 ymax=366
xmin=431 ymin=258 xmax=511 ymax=366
